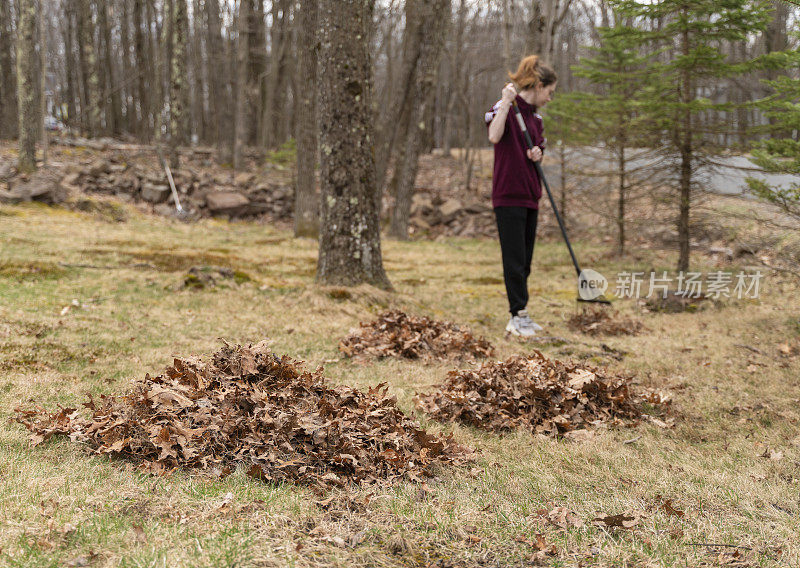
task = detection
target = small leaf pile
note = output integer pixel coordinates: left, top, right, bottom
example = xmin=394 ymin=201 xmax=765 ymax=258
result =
xmin=417 ymin=351 xmax=658 ymax=435
xmin=14 ymin=341 xmax=468 ymax=488
xmin=339 ymin=310 xmax=494 ymax=360
xmin=567 ymin=306 xmax=643 ymax=336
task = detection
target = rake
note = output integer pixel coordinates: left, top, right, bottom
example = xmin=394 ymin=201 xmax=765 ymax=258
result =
xmin=511 ymin=99 xmax=611 ymax=305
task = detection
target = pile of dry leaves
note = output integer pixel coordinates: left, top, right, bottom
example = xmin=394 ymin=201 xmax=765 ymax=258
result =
xmin=339 ymin=310 xmax=494 ymax=360
xmin=567 ymin=306 xmax=644 ymax=336
xmin=417 ymin=351 xmax=666 ymax=436
xmin=14 ymin=341 xmax=468 ymax=488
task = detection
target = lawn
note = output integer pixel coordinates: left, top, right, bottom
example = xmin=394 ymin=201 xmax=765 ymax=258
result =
xmin=1 ymin=200 xmax=798 ymax=567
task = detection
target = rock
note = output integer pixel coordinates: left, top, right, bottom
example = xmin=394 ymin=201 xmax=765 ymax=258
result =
xmin=462 ymin=202 xmax=492 ymax=214
xmin=206 ymin=191 xmax=250 ymax=217
xmin=411 ymin=216 xmax=431 ymax=230
xmin=411 ymin=193 xmax=434 ymax=215
xmin=154 ymin=203 xmax=177 ymax=217
xmin=0 ymin=189 xmax=24 ymax=204
xmin=9 ymin=171 xmax=64 ymax=204
xmin=734 ymin=242 xmax=759 ymax=257
xmin=234 ymin=172 xmax=255 ymax=187
xmin=87 ymin=159 xmax=111 ymax=177
xmin=708 ymin=246 xmax=733 ymax=260
xmin=60 ymin=172 xmax=81 ymax=187
xmin=0 ymin=161 xmax=15 ymax=181
xmin=245 ymin=201 xmax=272 ymax=215
xmin=141 ymin=183 xmax=171 ymax=204
xmin=439 ymin=198 xmax=463 ymax=223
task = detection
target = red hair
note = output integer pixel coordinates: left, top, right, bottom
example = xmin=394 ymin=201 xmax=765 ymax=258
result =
xmin=508 ymin=55 xmax=557 ymax=90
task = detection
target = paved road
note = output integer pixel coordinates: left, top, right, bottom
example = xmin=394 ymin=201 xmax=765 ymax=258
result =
xmin=540 ymin=148 xmax=798 ymax=197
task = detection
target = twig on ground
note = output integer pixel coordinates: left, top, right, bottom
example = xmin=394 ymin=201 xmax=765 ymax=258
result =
xmin=734 ymin=344 xmax=765 ymax=355
xmin=686 ymin=543 xmax=753 ymax=551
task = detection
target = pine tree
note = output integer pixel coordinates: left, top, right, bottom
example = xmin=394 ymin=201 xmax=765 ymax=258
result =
xmin=612 ymin=0 xmax=773 ymax=270
xmin=747 ymin=41 xmax=800 ymax=218
xmin=550 ymin=17 xmax=657 ymax=255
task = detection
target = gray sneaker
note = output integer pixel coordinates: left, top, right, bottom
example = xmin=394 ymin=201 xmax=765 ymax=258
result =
xmin=505 ymin=309 xmax=543 ymax=336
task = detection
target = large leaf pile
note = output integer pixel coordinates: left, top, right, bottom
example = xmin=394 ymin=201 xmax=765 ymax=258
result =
xmin=339 ymin=310 xmax=494 ymax=360
xmin=417 ymin=351 xmax=657 ymax=435
xmin=567 ymin=306 xmax=644 ymax=336
xmin=14 ymin=341 xmax=468 ymax=488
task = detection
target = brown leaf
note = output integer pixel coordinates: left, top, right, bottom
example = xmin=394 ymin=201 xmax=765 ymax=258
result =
xmin=339 ymin=311 xmax=495 ymax=361
xmin=417 ymin=351 xmax=665 ymax=436
xmin=13 ymin=341 xmax=470 ymax=489
xmin=545 ymin=506 xmax=584 ymax=529
xmin=592 ymin=510 xmax=644 ymax=529
xmin=660 ymin=499 xmax=685 ymax=518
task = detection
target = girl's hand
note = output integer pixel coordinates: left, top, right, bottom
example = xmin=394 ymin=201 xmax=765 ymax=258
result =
xmin=527 ymin=146 xmax=543 ymax=162
xmin=501 ymin=83 xmax=517 ymax=105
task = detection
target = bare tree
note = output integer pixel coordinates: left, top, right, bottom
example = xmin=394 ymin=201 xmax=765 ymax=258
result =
xmin=233 ymin=0 xmax=249 ymax=170
xmin=389 ymin=0 xmax=451 ymax=239
xmin=0 ymin=0 xmax=19 ymax=139
xmin=16 ymin=0 xmax=37 ymax=172
xmin=133 ymin=0 xmax=150 ymax=138
xmin=169 ymin=0 xmax=189 ymax=167
xmin=294 ymin=0 xmax=319 ymax=237
xmin=98 ymin=0 xmax=121 ymax=135
xmin=317 ymin=0 xmax=390 ymax=288
xmin=205 ymin=0 xmax=232 ymax=162
xmin=78 ymin=0 xmax=100 ymax=137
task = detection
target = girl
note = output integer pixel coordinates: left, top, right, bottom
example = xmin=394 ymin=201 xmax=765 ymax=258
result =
xmin=485 ymin=55 xmax=557 ymax=336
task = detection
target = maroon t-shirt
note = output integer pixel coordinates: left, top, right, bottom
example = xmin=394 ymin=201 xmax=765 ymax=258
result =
xmin=485 ymin=95 xmax=546 ymax=209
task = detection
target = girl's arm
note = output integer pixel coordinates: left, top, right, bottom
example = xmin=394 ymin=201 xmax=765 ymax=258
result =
xmin=487 ymin=83 xmax=517 ymax=144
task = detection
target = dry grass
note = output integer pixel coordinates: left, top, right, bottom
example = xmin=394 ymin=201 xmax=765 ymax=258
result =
xmin=0 ymin=198 xmax=798 ymax=567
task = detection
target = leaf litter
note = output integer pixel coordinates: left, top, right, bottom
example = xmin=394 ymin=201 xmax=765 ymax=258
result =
xmin=339 ymin=310 xmax=494 ymax=361
xmin=417 ymin=350 xmax=670 ymax=436
xmin=13 ymin=341 xmax=469 ymax=489
xmin=567 ymin=306 xmax=644 ymax=336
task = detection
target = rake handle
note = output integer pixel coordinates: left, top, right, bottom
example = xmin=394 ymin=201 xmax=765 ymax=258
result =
xmin=511 ymin=100 xmax=582 ymax=278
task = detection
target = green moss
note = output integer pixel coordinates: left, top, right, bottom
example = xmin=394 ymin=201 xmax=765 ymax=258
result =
xmin=0 ymin=260 xmax=66 ymax=280
xmin=232 ymin=270 xmax=254 ymax=284
xmin=263 ymin=138 xmax=297 ymax=167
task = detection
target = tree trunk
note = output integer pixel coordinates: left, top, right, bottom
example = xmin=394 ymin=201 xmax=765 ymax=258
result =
xmin=617 ymin=145 xmax=626 ymax=256
xmin=263 ymin=0 xmax=291 ymax=148
xmin=169 ymin=0 xmax=189 ymax=167
xmin=317 ymin=0 xmax=390 ymax=289
xmin=248 ymin=0 xmax=267 ymax=147
xmin=233 ymin=0 xmax=249 ymax=170
xmin=120 ymin=0 xmax=134 ymax=132
xmin=0 ymin=0 xmax=19 ymax=139
xmin=16 ymin=0 xmax=37 ymax=172
xmin=133 ymin=0 xmax=149 ymax=138
xmin=294 ymin=0 xmax=319 ymax=237
xmin=502 ymin=0 xmax=513 ymax=72
xmin=206 ymin=0 xmax=231 ymax=163
xmin=677 ymin=8 xmax=692 ymax=272
xmin=39 ymin=1 xmax=47 ymax=166
xmin=64 ymin=2 xmax=77 ymax=131
xmin=390 ymin=0 xmax=450 ymax=240
xmin=98 ymin=0 xmax=121 ymax=135
xmin=374 ymin=0 xmax=425 ymax=202
xmin=190 ymin=0 xmax=205 ymax=143
xmin=78 ymin=0 xmax=100 ymax=137
xmin=526 ymin=0 xmax=545 ymax=55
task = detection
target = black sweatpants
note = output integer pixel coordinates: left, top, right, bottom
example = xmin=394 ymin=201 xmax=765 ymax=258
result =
xmin=494 ymin=206 xmax=539 ymax=315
